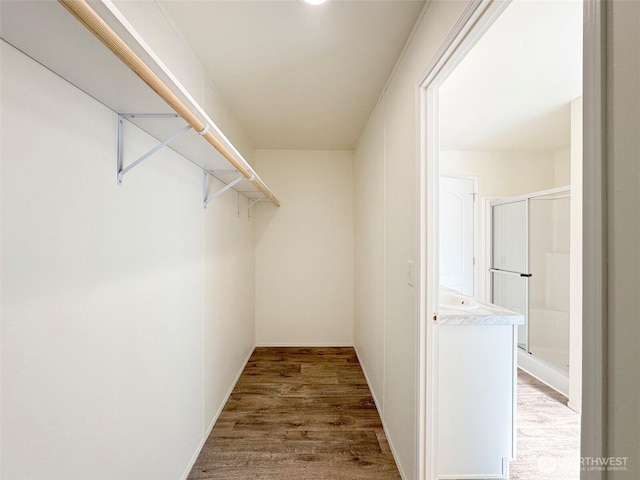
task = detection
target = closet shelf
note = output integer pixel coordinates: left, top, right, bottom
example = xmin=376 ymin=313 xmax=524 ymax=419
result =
xmin=0 ymin=0 xmax=279 ymax=208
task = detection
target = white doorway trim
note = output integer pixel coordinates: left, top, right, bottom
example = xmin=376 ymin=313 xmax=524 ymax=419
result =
xmin=416 ymin=2 xmax=510 ymax=478
xmin=416 ymin=1 xmax=607 ymax=480
xmin=581 ymin=0 xmax=607 ymax=477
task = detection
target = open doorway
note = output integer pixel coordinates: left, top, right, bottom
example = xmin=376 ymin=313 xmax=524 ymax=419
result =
xmin=415 ymin=1 xmax=602 ymax=479
xmin=437 ymin=0 xmax=583 ymax=409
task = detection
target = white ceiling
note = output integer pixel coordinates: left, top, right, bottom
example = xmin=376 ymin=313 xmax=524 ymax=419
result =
xmin=162 ymin=0 xmax=425 ymax=150
xmin=439 ymin=0 xmax=582 ymax=152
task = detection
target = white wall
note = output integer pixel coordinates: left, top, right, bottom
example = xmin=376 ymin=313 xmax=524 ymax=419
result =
xmin=203 ymin=188 xmax=256 ymax=433
xmin=105 ymin=3 xmax=259 ymax=439
xmin=606 ymin=1 xmax=640 ymax=477
xmin=1 ymin=38 xmax=255 ymax=480
xmin=354 ymin=99 xmax=386 ymax=406
xmin=440 ymin=150 xmax=560 ymax=196
xmin=554 ymin=147 xmax=571 ymax=186
xmin=352 ymin=1 xmax=473 ymax=477
xmin=254 ymin=150 xmax=353 ymax=346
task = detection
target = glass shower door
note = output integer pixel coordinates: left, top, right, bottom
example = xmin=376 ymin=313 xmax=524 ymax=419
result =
xmin=528 ymin=192 xmax=571 ymax=373
xmin=490 ymin=200 xmax=530 ymax=350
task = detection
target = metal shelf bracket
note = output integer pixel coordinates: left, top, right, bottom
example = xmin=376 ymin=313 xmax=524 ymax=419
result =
xmin=116 ymin=115 xmax=263 ymax=209
xmin=117 ymin=113 xmax=191 ymax=184
xmin=203 ymin=170 xmax=244 ymax=209
xmin=238 ymin=197 xmax=265 ymax=219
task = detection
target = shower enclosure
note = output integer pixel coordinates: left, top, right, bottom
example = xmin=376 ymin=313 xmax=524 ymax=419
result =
xmin=490 ymin=187 xmax=571 ymax=391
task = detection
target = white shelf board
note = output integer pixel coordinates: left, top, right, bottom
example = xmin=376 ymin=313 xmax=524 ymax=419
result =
xmin=0 ymin=0 xmax=266 ymax=201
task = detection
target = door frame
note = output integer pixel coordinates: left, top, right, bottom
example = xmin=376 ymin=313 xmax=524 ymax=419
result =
xmin=416 ymin=1 xmax=607 ymax=479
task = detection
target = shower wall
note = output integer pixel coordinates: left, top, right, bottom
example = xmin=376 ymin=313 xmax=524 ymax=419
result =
xmin=529 ymin=193 xmax=571 ymax=374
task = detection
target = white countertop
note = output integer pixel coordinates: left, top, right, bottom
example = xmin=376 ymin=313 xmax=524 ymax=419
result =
xmin=438 ymin=288 xmax=525 ymax=326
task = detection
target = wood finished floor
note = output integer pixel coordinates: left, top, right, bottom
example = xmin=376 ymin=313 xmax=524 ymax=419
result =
xmin=188 ymin=347 xmax=401 ymax=480
xmin=510 ymin=369 xmax=581 ymax=480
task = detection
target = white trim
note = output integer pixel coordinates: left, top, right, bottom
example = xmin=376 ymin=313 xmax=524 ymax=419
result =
xmin=568 ymin=400 xmax=581 ymax=415
xmin=417 ymin=2 xmax=512 ymax=479
xmin=470 ymin=176 xmax=480 ymax=299
xmin=581 ymin=0 xmax=607 ymax=476
xmin=510 ymin=328 xmax=518 ymax=461
xmin=353 ymin=346 xmax=383 ymax=423
xmin=179 ymin=346 xmax=255 ymax=480
xmin=254 ymin=343 xmax=354 ymax=348
xmin=381 ymin=93 xmax=387 ymax=427
xmin=518 ymin=352 xmax=570 ymax=397
xmin=417 ymin=81 xmax=440 ymax=480
xmin=489 ymin=185 xmax=571 ymax=207
xmin=438 ymin=474 xmax=506 ymax=480
xmin=481 ymin=196 xmax=502 ymax=302
xmin=417 ymin=0 xmax=510 ymax=87
xmin=354 ymin=346 xmax=409 ymax=480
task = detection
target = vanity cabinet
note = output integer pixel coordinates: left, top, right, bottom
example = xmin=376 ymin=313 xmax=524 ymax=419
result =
xmin=437 ymin=293 xmax=522 ymax=479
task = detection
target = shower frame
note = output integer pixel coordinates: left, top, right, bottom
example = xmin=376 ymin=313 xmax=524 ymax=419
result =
xmin=488 ymin=185 xmax=571 ymax=394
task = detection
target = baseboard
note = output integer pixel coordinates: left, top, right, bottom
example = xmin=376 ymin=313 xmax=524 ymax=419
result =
xmin=567 ymin=401 xmax=581 ymax=414
xmin=352 ymin=345 xmax=383 ymax=415
xmin=438 ymin=474 xmax=506 ymax=479
xmin=353 ymin=346 xmax=409 ymax=480
xmin=255 ymin=342 xmax=354 ymax=347
xmin=180 ymin=345 xmax=255 ymax=480
xmin=517 ymin=350 xmax=569 ymax=397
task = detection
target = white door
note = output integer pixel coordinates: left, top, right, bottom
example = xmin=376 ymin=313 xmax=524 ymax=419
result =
xmin=440 ymin=176 xmax=475 ymax=295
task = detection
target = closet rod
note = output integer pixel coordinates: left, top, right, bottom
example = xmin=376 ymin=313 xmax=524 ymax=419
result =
xmin=58 ymin=0 xmax=280 ymax=207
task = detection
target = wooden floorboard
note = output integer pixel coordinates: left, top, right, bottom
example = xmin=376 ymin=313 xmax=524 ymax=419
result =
xmin=510 ymin=369 xmax=581 ymax=479
xmin=188 ymin=347 xmax=401 ymax=480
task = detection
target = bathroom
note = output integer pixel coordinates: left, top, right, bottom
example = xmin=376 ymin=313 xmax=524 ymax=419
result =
xmin=436 ymin=0 xmax=582 ymax=477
